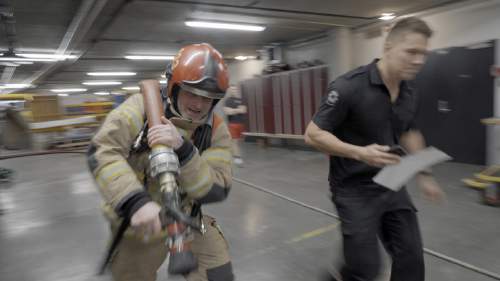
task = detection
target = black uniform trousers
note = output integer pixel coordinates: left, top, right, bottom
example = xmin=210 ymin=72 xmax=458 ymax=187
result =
xmin=332 ymin=186 xmax=424 ymax=281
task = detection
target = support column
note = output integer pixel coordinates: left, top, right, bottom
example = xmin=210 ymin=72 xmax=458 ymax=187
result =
xmin=327 ymin=27 xmax=353 ymax=82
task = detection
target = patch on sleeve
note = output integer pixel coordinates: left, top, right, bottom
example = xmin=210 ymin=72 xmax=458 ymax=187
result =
xmin=326 ymin=90 xmax=340 ymax=106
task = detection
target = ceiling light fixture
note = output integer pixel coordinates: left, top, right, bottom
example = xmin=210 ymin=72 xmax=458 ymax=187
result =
xmin=0 ymin=62 xmax=20 ymax=67
xmin=15 ymin=61 xmax=34 ymax=65
xmin=17 ymin=53 xmax=76 ymax=60
xmin=50 ymin=88 xmax=88 ymax=93
xmin=185 ymin=21 xmax=265 ymax=32
xmin=159 ymin=80 xmax=167 ymax=84
xmin=94 ymin=92 xmax=110 ymax=96
xmin=82 ymin=81 xmax=122 ymax=86
xmin=87 ymin=72 xmax=136 ymax=76
xmin=0 ymin=83 xmax=32 ymax=89
xmin=122 ymin=86 xmax=140 ymax=90
xmin=379 ymin=13 xmax=396 ymax=21
xmin=125 ymin=55 xmax=174 ymax=60
xmin=57 ymin=93 xmax=69 ymax=97
xmin=0 ymin=57 xmax=55 ymax=62
xmin=234 ymin=55 xmax=257 ymax=61
xmin=0 ymin=51 xmax=76 ymax=62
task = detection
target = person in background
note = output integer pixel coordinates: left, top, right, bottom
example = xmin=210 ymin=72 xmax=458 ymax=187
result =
xmin=223 ymin=85 xmax=247 ymax=166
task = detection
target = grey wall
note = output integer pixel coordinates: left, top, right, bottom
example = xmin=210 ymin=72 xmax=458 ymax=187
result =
xmin=284 ymin=37 xmax=332 ymax=67
xmin=227 ymin=59 xmax=266 ymax=85
xmin=352 ymin=0 xmax=500 ymax=67
xmin=284 ymin=27 xmax=353 ymax=81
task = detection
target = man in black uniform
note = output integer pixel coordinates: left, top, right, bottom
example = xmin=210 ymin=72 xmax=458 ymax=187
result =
xmin=305 ymin=17 xmax=444 ymax=281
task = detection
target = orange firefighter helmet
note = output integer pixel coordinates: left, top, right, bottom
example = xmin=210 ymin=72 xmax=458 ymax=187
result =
xmin=167 ymin=43 xmax=229 ymax=101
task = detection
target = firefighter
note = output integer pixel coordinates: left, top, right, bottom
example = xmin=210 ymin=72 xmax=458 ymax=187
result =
xmin=87 ymin=43 xmax=234 ymax=281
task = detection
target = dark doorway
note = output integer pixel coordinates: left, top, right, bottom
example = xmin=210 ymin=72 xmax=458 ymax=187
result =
xmin=415 ymin=41 xmax=495 ymax=165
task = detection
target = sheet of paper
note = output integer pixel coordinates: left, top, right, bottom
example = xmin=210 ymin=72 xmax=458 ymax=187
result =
xmin=373 ymin=146 xmax=452 ymax=191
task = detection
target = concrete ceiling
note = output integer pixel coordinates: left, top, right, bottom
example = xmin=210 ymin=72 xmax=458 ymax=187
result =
xmin=0 ymin=0 xmax=468 ymax=95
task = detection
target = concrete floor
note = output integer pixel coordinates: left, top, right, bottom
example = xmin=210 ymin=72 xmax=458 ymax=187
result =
xmin=1 ymin=143 xmax=499 ymax=281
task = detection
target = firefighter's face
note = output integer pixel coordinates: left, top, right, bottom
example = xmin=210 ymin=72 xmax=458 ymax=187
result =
xmin=177 ymin=89 xmax=213 ymax=121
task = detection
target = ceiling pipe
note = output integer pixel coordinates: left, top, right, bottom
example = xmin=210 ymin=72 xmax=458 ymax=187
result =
xmin=0 ymin=1 xmax=17 ymax=85
xmin=13 ymin=0 xmax=110 ymax=94
xmin=155 ymin=0 xmax=372 ymax=20
xmin=0 ymin=1 xmax=16 ymax=50
xmin=190 ymin=9 xmax=351 ymax=27
xmin=25 ymin=0 xmax=138 ymax=94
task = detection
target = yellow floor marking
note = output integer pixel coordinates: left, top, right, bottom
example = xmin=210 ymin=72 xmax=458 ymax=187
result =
xmin=286 ymin=222 xmax=340 ymax=244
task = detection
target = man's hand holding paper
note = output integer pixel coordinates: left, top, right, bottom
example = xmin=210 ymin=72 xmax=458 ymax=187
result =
xmin=373 ymin=147 xmax=452 ymax=195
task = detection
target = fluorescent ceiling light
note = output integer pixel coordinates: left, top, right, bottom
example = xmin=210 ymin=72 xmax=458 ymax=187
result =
xmin=379 ymin=13 xmax=395 ymax=20
xmin=0 ymin=57 xmax=55 ymax=62
xmin=16 ymin=61 xmax=34 ymax=65
xmin=82 ymin=81 xmax=122 ymax=86
xmin=0 ymin=83 xmax=32 ymax=89
xmin=122 ymin=86 xmax=140 ymax=90
xmin=94 ymin=92 xmax=110 ymax=96
xmin=161 ymin=74 xmax=166 ymax=78
xmin=57 ymin=93 xmax=69 ymax=97
xmin=50 ymin=88 xmax=88 ymax=93
xmin=87 ymin=72 xmax=136 ymax=76
xmin=185 ymin=21 xmax=265 ymax=32
xmin=234 ymin=55 xmax=257 ymax=61
xmin=0 ymin=62 xmax=20 ymax=67
xmin=125 ymin=55 xmax=174 ymax=60
xmin=159 ymin=80 xmax=167 ymax=84
xmin=17 ymin=53 xmax=76 ymax=60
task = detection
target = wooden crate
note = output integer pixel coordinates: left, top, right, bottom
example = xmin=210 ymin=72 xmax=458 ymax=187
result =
xmin=31 ymin=95 xmax=62 ymax=122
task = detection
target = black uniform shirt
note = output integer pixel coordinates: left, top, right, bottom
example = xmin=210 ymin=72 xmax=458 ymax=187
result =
xmin=313 ymin=59 xmax=419 ymax=191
